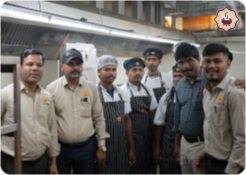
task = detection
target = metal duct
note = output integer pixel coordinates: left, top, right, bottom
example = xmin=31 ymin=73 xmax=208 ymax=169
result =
xmin=1 ymin=21 xmax=173 ymax=59
xmin=161 ymin=0 xmax=176 ymax=8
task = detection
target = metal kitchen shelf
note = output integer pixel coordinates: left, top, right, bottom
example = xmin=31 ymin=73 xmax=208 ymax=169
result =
xmin=1 ymin=57 xmax=22 ymax=174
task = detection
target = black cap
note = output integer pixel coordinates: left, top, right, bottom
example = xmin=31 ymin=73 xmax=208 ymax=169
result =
xmin=143 ymin=48 xmax=163 ymax=60
xmin=123 ymin=57 xmax=145 ymax=71
xmin=62 ymin=49 xmax=83 ymax=64
xmin=172 ymin=63 xmax=181 ymax=73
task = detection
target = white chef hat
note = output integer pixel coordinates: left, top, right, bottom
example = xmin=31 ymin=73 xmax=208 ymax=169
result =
xmin=97 ymin=55 xmax=118 ymax=69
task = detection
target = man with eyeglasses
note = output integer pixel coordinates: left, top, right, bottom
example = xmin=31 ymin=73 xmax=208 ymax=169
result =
xmin=46 ymin=49 xmax=109 ymax=174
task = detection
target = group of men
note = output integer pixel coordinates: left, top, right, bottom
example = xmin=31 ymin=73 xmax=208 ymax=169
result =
xmin=1 ymin=42 xmax=245 ymax=174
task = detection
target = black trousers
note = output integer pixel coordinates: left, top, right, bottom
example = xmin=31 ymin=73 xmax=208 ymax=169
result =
xmin=206 ymin=156 xmax=246 ymax=175
xmin=57 ymin=138 xmax=96 ymax=174
xmin=1 ymin=151 xmax=49 ymax=174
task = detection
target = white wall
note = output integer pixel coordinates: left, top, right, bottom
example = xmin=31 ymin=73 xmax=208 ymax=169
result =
xmin=108 ymin=40 xmax=245 ymax=86
xmin=158 ymin=42 xmax=245 ymax=80
xmin=96 ymin=56 xmax=175 ymax=86
xmin=1 ymin=60 xmax=58 ymax=89
xmin=198 ymin=43 xmax=245 ymax=79
xmin=39 ymin=60 xmax=59 ymax=88
xmin=2 ymin=38 xmax=244 ymax=89
xmin=1 ymin=73 xmax=13 ymax=89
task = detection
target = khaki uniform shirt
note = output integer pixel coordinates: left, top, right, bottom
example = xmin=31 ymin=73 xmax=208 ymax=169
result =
xmin=1 ymin=82 xmax=60 ymax=161
xmin=46 ymin=76 xmax=109 ymax=147
xmin=203 ymin=73 xmax=245 ymax=174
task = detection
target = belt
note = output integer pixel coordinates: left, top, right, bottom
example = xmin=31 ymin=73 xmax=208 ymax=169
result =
xmin=184 ymin=135 xmax=204 ymax=143
xmin=207 ymin=155 xmax=228 ymax=166
xmin=1 ymin=151 xmax=46 ymax=164
xmin=59 ymin=137 xmax=93 ymax=148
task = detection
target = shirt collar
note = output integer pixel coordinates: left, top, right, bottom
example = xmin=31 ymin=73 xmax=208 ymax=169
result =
xmin=147 ymin=72 xmax=160 ymax=78
xmin=100 ymin=83 xmax=117 ymax=91
xmin=20 ymin=81 xmax=42 ymax=92
xmin=62 ymin=76 xmax=83 ymax=87
xmin=127 ymin=81 xmax=141 ymax=91
xmin=205 ymin=73 xmax=231 ymax=91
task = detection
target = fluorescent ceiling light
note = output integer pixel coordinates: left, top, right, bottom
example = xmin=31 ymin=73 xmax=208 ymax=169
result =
xmin=1 ymin=4 xmax=200 ymax=47
xmin=111 ymin=30 xmax=147 ymax=40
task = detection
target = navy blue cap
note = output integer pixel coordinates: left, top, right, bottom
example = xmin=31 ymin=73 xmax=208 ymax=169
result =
xmin=123 ymin=57 xmax=145 ymax=71
xmin=172 ymin=63 xmax=181 ymax=73
xmin=62 ymin=49 xmax=83 ymax=64
xmin=143 ymin=48 xmax=163 ymax=60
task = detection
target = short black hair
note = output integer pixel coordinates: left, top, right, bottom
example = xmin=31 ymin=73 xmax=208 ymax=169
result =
xmin=202 ymin=43 xmax=233 ymax=62
xmin=20 ymin=49 xmax=45 ymax=65
xmin=174 ymin=42 xmax=200 ymax=61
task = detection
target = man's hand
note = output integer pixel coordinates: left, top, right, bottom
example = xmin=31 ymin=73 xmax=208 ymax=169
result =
xmin=234 ymin=79 xmax=245 ymax=89
xmin=128 ymin=149 xmax=136 ymax=166
xmin=174 ymin=146 xmax=180 ymax=164
xmin=194 ymin=152 xmax=206 ymax=171
xmin=153 ymin=144 xmax=162 ymax=164
xmin=50 ymin=157 xmax=59 ymax=174
xmin=94 ymin=149 xmax=107 ymax=170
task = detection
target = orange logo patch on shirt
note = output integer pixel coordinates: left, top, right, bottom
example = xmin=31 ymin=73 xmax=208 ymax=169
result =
xmin=141 ymin=108 xmax=145 ymax=112
xmin=42 ymin=97 xmax=48 ymax=103
xmin=120 ymin=93 xmax=123 ymax=97
xmin=162 ymin=81 xmax=166 ymax=86
xmin=145 ymin=91 xmax=148 ymax=95
xmin=218 ymin=96 xmax=224 ymax=103
xmin=151 ymin=51 xmax=155 ymax=55
xmin=84 ymin=92 xmax=89 ymax=97
xmin=117 ymin=116 xmax=122 ymax=122
xmin=176 ymin=67 xmax=180 ymax=71
xmin=135 ymin=62 xmax=140 ymax=66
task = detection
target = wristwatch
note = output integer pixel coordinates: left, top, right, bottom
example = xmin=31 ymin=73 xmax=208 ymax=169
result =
xmin=99 ymin=146 xmax=107 ymax=152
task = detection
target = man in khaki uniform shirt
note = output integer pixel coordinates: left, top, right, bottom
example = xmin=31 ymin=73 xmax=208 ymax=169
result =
xmin=1 ymin=49 xmax=60 ymax=174
xmin=195 ymin=43 xmax=245 ymax=174
xmin=46 ymin=48 xmax=109 ymax=174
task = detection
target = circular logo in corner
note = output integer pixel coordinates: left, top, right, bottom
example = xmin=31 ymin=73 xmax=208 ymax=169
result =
xmin=214 ymin=7 xmax=239 ymax=32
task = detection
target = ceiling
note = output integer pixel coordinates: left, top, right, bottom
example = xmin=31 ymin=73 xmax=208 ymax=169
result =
xmin=1 ymin=21 xmax=173 ymax=59
xmin=1 ymin=1 xmax=244 ymax=59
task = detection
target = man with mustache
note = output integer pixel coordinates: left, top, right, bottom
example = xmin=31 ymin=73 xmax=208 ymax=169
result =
xmin=153 ymin=63 xmax=183 ymax=174
xmin=172 ymin=42 xmax=211 ymax=174
xmin=120 ymin=57 xmax=158 ymax=173
xmin=1 ymin=49 xmax=59 ymax=174
xmin=96 ymin=55 xmax=136 ymax=174
xmin=195 ymin=43 xmax=245 ymax=174
xmin=46 ymin=49 xmax=109 ymax=174
xmin=142 ymin=48 xmax=172 ymax=103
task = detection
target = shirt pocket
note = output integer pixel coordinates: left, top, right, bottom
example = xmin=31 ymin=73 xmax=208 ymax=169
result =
xmin=38 ymin=102 xmax=49 ymax=125
xmin=80 ymin=102 xmax=91 ymax=118
xmin=53 ymin=98 xmax=66 ymax=116
xmin=216 ymin=105 xmax=230 ymax=141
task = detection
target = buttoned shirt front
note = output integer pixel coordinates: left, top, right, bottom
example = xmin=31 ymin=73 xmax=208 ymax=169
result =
xmin=120 ymin=81 xmax=158 ymax=111
xmin=141 ymin=72 xmax=173 ymax=92
xmin=203 ymin=73 xmax=245 ymax=174
xmin=46 ymin=76 xmax=109 ymax=146
xmin=1 ymin=82 xmax=60 ymax=161
xmin=173 ymin=69 xmax=206 ymax=137
xmin=154 ymin=88 xmax=176 ymax=126
xmin=98 ymin=84 xmax=131 ymax=115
